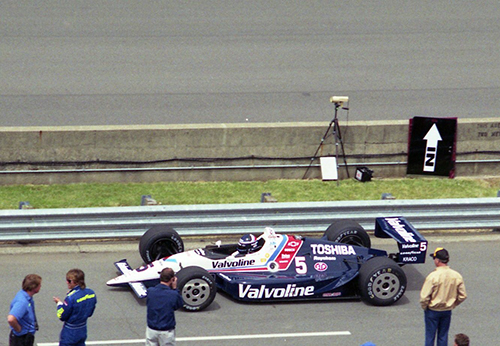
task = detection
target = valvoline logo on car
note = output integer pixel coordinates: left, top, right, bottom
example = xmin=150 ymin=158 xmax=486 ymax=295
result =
xmin=314 ymin=262 xmax=328 ymax=272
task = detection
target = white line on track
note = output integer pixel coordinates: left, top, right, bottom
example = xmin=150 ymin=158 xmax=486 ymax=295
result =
xmin=37 ymin=330 xmax=351 ymax=345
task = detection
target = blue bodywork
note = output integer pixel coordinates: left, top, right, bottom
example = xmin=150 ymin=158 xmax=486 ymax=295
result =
xmin=213 ymin=217 xmax=427 ymax=302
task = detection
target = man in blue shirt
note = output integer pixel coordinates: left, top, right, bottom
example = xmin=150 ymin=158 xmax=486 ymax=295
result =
xmin=8 ymin=274 xmax=42 ymax=346
xmin=146 ymin=268 xmax=184 ymax=346
xmin=53 ymin=269 xmax=97 ymax=346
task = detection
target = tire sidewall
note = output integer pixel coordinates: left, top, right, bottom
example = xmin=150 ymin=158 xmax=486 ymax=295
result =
xmin=324 ymin=220 xmax=371 ymax=248
xmin=358 ymin=256 xmax=407 ymax=306
xmin=139 ymin=226 xmax=184 ymax=263
xmin=176 ymin=266 xmax=217 ymax=312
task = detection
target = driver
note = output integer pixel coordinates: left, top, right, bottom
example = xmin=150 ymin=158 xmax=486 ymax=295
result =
xmin=236 ymin=234 xmax=263 ymax=254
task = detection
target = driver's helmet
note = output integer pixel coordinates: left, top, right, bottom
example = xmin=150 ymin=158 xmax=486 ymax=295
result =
xmin=237 ymin=234 xmax=260 ymax=254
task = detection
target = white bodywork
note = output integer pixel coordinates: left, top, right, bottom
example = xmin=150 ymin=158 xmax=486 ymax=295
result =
xmin=106 ymin=227 xmax=286 ymax=298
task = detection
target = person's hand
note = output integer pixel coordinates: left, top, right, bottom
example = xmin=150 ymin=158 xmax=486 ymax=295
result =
xmin=53 ymin=296 xmax=62 ymax=304
xmin=171 ymin=276 xmax=178 ymax=289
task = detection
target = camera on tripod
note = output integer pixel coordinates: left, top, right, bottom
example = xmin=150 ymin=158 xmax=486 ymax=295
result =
xmin=303 ymin=95 xmax=350 ymax=183
xmin=329 ymin=96 xmax=349 ymax=105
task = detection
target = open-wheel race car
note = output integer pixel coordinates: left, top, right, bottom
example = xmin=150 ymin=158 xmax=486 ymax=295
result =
xmin=106 ymin=217 xmax=427 ymax=311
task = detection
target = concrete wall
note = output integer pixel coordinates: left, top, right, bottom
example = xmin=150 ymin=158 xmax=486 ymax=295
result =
xmin=1 ymin=118 xmax=499 ymax=185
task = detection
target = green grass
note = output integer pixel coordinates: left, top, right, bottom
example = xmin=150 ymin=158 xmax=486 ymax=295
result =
xmin=1 ymin=177 xmax=499 ymax=210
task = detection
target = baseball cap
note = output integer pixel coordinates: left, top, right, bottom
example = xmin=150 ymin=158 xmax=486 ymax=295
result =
xmin=430 ymin=247 xmax=449 ymax=261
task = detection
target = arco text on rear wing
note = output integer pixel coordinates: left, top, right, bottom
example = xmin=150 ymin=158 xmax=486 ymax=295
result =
xmin=374 ymin=216 xmax=427 ymax=264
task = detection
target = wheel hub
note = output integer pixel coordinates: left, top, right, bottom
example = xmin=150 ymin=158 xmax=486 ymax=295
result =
xmin=181 ymin=278 xmax=210 ymax=306
xmin=371 ymin=272 xmax=400 ymax=299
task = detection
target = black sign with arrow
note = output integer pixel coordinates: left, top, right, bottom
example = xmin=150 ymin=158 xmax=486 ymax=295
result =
xmin=407 ymin=116 xmax=457 ymax=177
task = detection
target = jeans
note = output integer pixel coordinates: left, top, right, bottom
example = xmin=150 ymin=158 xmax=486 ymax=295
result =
xmin=424 ymin=309 xmax=452 ymax=346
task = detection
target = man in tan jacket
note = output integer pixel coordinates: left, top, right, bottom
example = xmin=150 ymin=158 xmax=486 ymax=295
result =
xmin=420 ymin=247 xmax=467 ymax=346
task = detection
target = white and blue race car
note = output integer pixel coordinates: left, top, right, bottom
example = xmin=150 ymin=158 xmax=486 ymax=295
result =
xmin=107 ymin=217 xmax=427 ymax=311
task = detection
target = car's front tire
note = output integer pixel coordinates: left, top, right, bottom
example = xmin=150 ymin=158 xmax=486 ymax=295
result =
xmin=358 ymin=256 xmax=407 ymax=306
xmin=139 ymin=226 xmax=184 ymax=263
xmin=176 ymin=266 xmax=217 ymax=312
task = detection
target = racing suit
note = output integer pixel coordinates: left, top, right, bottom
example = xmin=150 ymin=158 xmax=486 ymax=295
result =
xmin=56 ymin=286 xmax=97 ymax=346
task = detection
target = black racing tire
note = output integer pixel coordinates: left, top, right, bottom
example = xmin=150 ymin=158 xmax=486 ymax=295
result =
xmin=324 ymin=220 xmax=371 ymax=248
xmin=176 ymin=266 xmax=217 ymax=312
xmin=358 ymin=256 xmax=407 ymax=306
xmin=139 ymin=226 xmax=184 ymax=263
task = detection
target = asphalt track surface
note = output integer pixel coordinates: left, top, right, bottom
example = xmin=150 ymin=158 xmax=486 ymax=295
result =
xmin=1 ymin=1 xmax=499 ymax=127
xmin=1 ymin=232 xmax=499 ymax=345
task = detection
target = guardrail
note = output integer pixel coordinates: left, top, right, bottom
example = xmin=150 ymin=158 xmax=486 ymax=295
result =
xmin=1 ymin=198 xmax=499 ymax=242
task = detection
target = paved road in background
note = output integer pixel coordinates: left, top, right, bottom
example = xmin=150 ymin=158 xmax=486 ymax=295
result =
xmin=1 ymin=233 xmax=498 ymax=345
xmin=1 ymin=1 xmax=499 ymax=127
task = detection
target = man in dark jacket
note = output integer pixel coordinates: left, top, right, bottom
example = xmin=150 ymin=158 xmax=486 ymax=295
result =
xmin=53 ymin=269 xmax=97 ymax=346
xmin=146 ymin=268 xmax=184 ymax=346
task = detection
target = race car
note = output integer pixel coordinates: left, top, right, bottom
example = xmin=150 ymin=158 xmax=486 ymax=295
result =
xmin=107 ymin=217 xmax=427 ymax=311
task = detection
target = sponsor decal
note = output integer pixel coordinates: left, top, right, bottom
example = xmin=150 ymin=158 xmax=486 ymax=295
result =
xmin=334 ymin=230 xmax=359 ymax=241
xmin=385 ymin=217 xmax=417 ymax=242
xmin=311 ymin=244 xmax=356 ymax=256
xmin=314 ymin=262 xmax=328 ymax=272
xmin=260 ymin=253 xmax=271 ymax=262
xmin=322 ymin=292 xmax=342 ymax=297
xmin=272 ymin=236 xmax=303 ymax=270
xmin=401 ymin=257 xmax=418 ymax=262
xmin=313 ymin=256 xmax=337 ymax=261
xmin=212 ymin=259 xmax=256 ymax=269
xmin=400 ymin=250 xmax=422 ymax=255
xmin=238 ymin=284 xmax=314 ymax=299
xmin=401 ymin=243 xmax=420 ymax=249
xmin=265 ymin=227 xmax=277 ymax=237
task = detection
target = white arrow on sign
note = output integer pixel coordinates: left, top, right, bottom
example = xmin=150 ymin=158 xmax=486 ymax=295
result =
xmin=423 ymin=124 xmax=442 ymax=172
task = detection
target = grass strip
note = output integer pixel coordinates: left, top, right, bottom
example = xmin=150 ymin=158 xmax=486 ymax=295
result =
xmin=1 ymin=177 xmax=499 ymax=210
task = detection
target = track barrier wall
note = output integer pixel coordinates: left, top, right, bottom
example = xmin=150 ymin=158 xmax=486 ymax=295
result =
xmin=1 ymin=118 xmax=499 ymax=185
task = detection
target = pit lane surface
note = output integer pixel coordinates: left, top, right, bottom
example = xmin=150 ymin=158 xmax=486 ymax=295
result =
xmin=1 ymin=1 xmax=499 ymax=127
xmin=1 ymin=233 xmax=498 ymax=345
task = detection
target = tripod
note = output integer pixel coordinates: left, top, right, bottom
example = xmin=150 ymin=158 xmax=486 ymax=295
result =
xmin=302 ymin=102 xmax=349 ymax=183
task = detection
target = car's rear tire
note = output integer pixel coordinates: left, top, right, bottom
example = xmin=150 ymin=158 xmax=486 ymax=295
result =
xmin=358 ymin=256 xmax=407 ymax=306
xmin=176 ymin=266 xmax=217 ymax=312
xmin=324 ymin=220 xmax=371 ymax=248
xmin=139 ymin=226 xmax=184 ymax=263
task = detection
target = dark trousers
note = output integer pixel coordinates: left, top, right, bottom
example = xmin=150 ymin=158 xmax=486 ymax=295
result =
xmin=424 ymin=309 xmax=452 ymax=346
xmin=9 ymin=331 xmax=34 ymax=346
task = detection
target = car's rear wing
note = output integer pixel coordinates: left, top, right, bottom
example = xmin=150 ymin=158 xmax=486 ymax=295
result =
xmin=374 ymin=216 xmax=428 ymax=264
